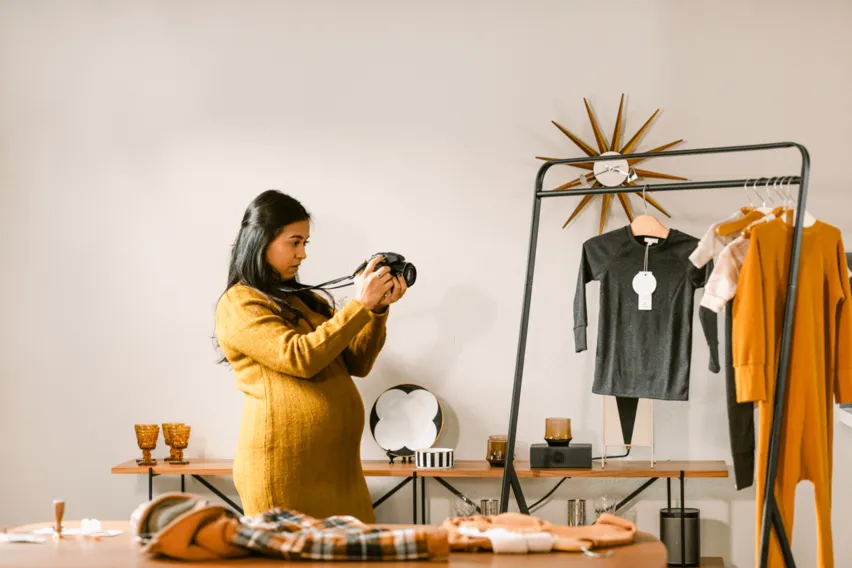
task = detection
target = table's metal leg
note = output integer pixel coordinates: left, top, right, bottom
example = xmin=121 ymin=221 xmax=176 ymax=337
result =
xmin=433 ymin=477 xmax=480 ymax=513
xmin=148 ymin=468 xmax=153 ymax=501
xmin=180 ymin=474 xmax=185 ymax=493
xmin=191 ymin=475 xmax=244 ymax=515
xmin=421 ymin=477 xmax=426 ymax=525
xmin=614 ymin=478 xmax=658 ymax=513
xmin=667 ymin=477 xmax=672 ymax=510
xmin=372 ymin=478 xmax=412 ymax=509
xmin=412 ymin=473 xmax=418 ymax=524
xmin=680 ymin=471 xmax=685 ymax=568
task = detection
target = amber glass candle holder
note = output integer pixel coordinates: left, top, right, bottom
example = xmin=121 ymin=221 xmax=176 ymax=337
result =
xmin=162 ymin=422 xmax=184 ymax=462
xmin=544 ymin=418 xmax=572 ymax=447
xmin=134 ymin=424 xmax=160 ymax=466
xmin=167 ymin=424 xmax=191 ymax=465
xmin=486 ymin=435 xmax=508 ymax=467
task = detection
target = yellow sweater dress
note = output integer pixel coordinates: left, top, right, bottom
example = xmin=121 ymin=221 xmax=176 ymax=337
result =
xmin=215 ymin=284 xmax=388 ymax=521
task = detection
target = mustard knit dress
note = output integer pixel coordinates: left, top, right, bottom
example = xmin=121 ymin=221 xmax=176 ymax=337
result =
xmin=215 ymin=284 xmax=388 ymax=521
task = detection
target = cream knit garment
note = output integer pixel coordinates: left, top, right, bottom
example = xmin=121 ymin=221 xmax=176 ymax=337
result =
xmin=701 ymin=214 xmax=776 ymax=312
xmin=689 ymin=210 xmax=744 ymax=269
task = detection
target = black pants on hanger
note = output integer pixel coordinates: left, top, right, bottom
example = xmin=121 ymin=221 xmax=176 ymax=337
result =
xmin=725 ymin=302 xmax=755 ymax=490
xmin=615 ymin=396 xmax=639 ymax=446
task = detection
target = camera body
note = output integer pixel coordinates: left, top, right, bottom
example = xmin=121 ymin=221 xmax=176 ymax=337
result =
xmin=355 ymin=252 xmax=417 ymax=287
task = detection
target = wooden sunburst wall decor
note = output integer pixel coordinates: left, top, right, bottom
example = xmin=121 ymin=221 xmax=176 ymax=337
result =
xmin=537 ymin=94 xmax=686 ymax=234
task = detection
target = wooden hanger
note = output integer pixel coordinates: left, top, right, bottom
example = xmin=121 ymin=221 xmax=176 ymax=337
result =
xmin=716 ymin=209 xmax=767 ymax=236
xmin=630 ymin=186 xmax=669 ymax=238
xmin=716 ymin=179 xmax=790 ymax=236
xmin=741 ymin=178 xmax=803 ymax=238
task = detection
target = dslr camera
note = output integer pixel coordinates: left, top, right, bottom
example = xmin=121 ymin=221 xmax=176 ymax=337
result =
xmin=354 ymin=252 xmax=417 ymax=287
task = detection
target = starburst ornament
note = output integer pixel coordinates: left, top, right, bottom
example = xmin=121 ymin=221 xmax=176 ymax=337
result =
xmin=537 ymin=95 xmax=686 ymax=234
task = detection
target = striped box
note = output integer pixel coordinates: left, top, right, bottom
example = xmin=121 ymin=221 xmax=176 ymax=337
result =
xmin=414 ymin=448 xmax=454 ymax=470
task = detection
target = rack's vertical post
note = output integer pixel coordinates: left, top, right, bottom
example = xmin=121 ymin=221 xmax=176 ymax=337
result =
xmin=680 ymin=471 xmax=685 ymax=568
xmin=757 ymin=145 xmax=810 ymax=568
xmin=498 ymin=166 xmax=549 ymax=514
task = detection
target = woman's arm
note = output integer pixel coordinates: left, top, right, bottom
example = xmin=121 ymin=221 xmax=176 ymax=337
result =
xmin=344 ymin=308 xmax=389 ymax=377
xmin=216 ymin=286 xmax=371 ymax=379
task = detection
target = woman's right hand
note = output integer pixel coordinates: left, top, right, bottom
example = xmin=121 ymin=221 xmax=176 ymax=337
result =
xmin=353 ymin=255 xmax=394 ymax=311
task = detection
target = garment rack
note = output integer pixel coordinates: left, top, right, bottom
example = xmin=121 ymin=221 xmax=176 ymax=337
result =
xmin=498 ymin=141 xmax=811 ymax=568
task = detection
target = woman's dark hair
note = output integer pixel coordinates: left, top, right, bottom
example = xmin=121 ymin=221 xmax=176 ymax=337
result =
xmin=215 ymin=190 xmax=334 ymax=362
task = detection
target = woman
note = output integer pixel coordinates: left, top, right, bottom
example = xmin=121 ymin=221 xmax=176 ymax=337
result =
xmin=215 ymin=190 xmax=407 ymax=521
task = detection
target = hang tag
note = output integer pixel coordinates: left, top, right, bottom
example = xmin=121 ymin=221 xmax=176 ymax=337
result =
xmin=644 ymin=237 xmax=659 ymax=245
xmin=632 ymin=271 xmax=657 ymax=311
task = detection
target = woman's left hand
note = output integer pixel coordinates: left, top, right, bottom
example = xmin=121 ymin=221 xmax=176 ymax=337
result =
xmin=374 ymin=274 xmax=407 ymax=311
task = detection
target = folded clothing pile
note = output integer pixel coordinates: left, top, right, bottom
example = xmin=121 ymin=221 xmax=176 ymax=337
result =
xmin=130 ymin=493 xmax=449 ymax=562
xmin=130 ymin=493 xmax=636 ymax=561
xmin=441 ymin=511 xmax=637 ymax=554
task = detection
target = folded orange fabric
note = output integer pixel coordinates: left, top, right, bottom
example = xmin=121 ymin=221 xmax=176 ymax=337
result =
xmin=440 ymin=511 xmax=636 ymax=553
xmin=549 ymin=513 xmax=636 ymax=551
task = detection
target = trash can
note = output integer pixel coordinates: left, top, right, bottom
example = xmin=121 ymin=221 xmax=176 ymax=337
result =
xmin=659 ymin=507 xmax=700 ymax=566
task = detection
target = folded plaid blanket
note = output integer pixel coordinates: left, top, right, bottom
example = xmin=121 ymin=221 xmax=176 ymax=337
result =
xmin=233 ymin=508 xmax=445 ymax=560
xmin=130 ymin=493 xmax=449 ymax=562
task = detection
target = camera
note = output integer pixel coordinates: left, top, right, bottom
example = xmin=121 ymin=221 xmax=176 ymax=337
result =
xmin=354 ymin=252 xmax=417 ymax=287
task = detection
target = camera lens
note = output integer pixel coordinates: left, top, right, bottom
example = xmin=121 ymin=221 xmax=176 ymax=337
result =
xmin=402 ymin=263 xmax=417 ymax=286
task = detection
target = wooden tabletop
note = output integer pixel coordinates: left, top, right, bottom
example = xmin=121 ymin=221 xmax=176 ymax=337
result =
xmin=0 ymin=521 xmax=668 ymax=567
xmin=417 ymin=460 xmax=729 ymax=479
xmin=112 ymin=458 xmax=729 ymax=479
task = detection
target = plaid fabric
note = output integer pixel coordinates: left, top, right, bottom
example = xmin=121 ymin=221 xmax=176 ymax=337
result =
xmin=231 ymin=508 xmax=436 ymax=561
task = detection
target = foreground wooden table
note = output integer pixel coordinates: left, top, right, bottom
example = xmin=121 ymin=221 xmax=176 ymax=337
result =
xmin=0 ymin=521 xmax=669 ymax=567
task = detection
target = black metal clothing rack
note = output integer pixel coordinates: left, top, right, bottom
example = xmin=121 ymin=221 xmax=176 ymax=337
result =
xmin=498 ymin=142 xmax=812 ymax=568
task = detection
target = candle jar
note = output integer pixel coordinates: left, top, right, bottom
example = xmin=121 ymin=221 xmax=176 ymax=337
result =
xmin=544 ymin=418 xmax=572 ymax=446
xmin=486 ymin=435 xmax=507 ymax=467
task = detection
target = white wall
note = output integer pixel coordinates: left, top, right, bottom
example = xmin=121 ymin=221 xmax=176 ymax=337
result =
xmin=1 ymin=1 xmax=851 ymax=566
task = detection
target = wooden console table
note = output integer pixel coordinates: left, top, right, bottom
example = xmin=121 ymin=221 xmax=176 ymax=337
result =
xmin=112 ymin=458 xmax=727 ymax=525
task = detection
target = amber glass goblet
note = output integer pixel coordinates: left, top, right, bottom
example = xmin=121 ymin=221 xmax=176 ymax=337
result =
xmin=167 ymin=425 xmax=191 ymax=465
xmin=161 ymin=422 xmax=184 ymax=462
xmin=134 ymin=424 xmax=160 ymax=466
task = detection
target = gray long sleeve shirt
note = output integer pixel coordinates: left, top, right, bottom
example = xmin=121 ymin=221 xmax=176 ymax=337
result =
xmin=574 ymin=226 xmax=720 ymax=401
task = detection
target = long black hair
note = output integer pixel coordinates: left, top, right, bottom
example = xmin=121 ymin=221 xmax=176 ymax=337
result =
xmin=215 ymin=190 xmax=334 ymax=361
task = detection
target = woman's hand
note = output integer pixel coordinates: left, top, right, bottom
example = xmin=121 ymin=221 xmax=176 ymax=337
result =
xmin=353 ymin=255 xmax=394 ymax=311
xmin=374 ymin=273 xmax=408 ymax=311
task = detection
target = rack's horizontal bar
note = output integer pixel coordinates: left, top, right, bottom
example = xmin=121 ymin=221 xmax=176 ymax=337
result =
xmin=536 ymin=177 xmax=801 ymax=198
xmin=540 ymin=142 xmax=801 ymax=165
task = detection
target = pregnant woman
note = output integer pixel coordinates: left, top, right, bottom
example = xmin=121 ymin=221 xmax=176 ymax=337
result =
xmin=214 ymin=190 xmax=407 ymax=520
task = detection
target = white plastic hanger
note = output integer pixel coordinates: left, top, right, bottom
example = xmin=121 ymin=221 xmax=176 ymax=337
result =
xmin=753 ymin=178 xmax=776 ymax=214
xmin=630 ymin=185 xmax=669 ymax=238
xmin=715 ymin=179 xmax=768 ymax=237
xmin=781 ymin=176 xmax=817 ymax=227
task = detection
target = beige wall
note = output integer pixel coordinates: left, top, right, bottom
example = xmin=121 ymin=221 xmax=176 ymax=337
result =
xmin=1 ymin=1 xmax=851 ymax=566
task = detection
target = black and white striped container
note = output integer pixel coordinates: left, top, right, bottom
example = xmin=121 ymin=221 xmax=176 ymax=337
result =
xmin=414 ymin=448 xmax=454 ymax=470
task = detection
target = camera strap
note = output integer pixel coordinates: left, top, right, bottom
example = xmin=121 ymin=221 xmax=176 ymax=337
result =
xmin=280 ymin=274 xmax=354 ymax=293
xmin=279 ymin=256 xmax=393 ymax=293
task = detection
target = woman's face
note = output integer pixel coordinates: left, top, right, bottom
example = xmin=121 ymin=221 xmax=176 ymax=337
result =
xmin=265 ymin=219 xmax=310 ymax=279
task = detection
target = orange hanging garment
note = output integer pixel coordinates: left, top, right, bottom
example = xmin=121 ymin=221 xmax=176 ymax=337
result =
xmin=733 ymin=218 xmax=852 ymax=568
